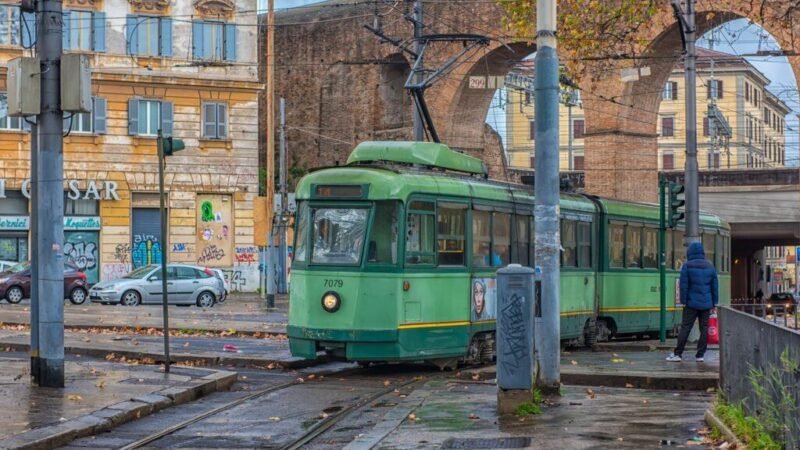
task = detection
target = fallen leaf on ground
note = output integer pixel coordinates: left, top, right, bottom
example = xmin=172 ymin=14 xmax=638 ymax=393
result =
xmin=296 ymin=377 xmax=305 ymax=383
xmin=82 ymin=337 xmax=91 ymax=342
xmin=269 ymin=416 xmax=281 ymax=421
xmin=183 ymin=342 xmax=190 ymax=347
xmin=612 ymin=353 xmax=619 ymax=357
xmin=67 ymin=394 xmax=82 ymax=401
xmin=408 ymin=413 xmax=417 ymax=421
xmin=625 ymin=383 xmax=634 ymax=388
xmin=383 ymin=380 xmax=391 ymax=387
xmin=617 ymin=437 xmax=624 ymax=441
xmin=471 ymin=373 xmax=480 ymax=381
xmin=570 ymin=360 xmax=578 ymax=365
xmin=320 ymin=412 xmax=329 ymax=419
xmin=585 ymin=388 xmax=595 ymax=399
xmin=468 ymin=413 xmax=479 ymax=420
xmin=611 ymin=358 xmax=625 ymax=363
xmin=95 ymin=380 xmax=105 ymax=389
xmin=307 ymin=374 xmax=316 ymax=380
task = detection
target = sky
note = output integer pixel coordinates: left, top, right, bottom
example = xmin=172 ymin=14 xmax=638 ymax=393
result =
xmin=263 ymin=4 xmax=800 ymax=166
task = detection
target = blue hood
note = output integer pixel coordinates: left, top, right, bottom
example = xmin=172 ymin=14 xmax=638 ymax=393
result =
xmin=687 ymin=242 xmax=705 ymax=261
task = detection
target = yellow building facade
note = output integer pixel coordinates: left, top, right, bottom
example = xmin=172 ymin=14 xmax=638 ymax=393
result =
xmin=0 ymin=0 xmax=262 ymax=291
xmin=505 ymin=48 xmax=791 ymax=172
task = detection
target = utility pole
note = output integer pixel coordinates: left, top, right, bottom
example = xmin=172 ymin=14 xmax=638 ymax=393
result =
xmin=412 ymin=0 xmax=424 ymax=141
xmin=672 ymin=0 xmax=700 ymax=244
xmin=31 ymin=0 xmax=65 ymax=387
xmin=534 ymin=0 xmax=561 ymax=394
xmin=708 ymin=28 xmax=717 ymax=171
xmin=157 ymin=129 xmax=171 ymax=373
xmin=278 ymin=98 xmax=288 ymax=294
xmin=265 ymin=0 xmax=276 ymax=307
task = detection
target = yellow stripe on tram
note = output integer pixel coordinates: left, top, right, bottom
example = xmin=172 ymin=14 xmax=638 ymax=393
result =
xmin=600 ymin=307 xmax=681 ymax=313
xmin=398 ymin=321 xmax=471 ymax=330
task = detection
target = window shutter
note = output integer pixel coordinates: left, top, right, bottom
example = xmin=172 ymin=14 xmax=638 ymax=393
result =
xmin=126 ymin=15 xmax=138 ymax=54
xmin=160 ymin=101 xmax=174 ymax=136
xmin=717 ymin=80 xmax=723 ymax=99
xmin=159 ymin=17 xmax=172 ymax=57
xmin=93 ymin=97 xmax=107 ymax=134
xmin=128 ymin=98 xmax=139 ymax=135
xmin=62 ymin=10 xmax=71 ymax=50
xmin=21 ymin=11 xmax=35 ymax=48
xmin=706 ymin=83 xmax=711 ymax=100
xmin=192 ymin=21 xmax=204 ymax=59
xmin=92 ymin=11 xmax=106 ymax=52
xmin=203 ymin=103 xmax=216 ymax=137
xmin=217 ymin=104 xmax=227 ymax=138
xmin=703 ymin=117 xmax=709 ymax=136
xmin=529 ymin=120 xmax=535 ymax=140
xmin=224 ymin=23 xmax=236 ymax=61
xmin=671 ymin=82 xmax=677 ymax=100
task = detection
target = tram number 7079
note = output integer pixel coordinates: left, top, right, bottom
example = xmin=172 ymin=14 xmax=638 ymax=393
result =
xmin=323 ymin=279 xmax=344 ymax=288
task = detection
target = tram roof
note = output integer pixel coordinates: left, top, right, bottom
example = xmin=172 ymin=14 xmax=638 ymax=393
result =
xmin=598 ymin=197 xmax=728 ymax=229
xmin=346 ymin=141 xmax=489 ymax=176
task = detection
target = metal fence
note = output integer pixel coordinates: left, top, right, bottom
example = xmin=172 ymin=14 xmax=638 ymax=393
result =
xmin=719 ymin=307 xmax=800 ymax=445
xmin=729 ymin=300 xmax=799 ymax=330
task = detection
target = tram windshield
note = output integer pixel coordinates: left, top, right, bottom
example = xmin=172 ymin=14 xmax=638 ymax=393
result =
xmin=311 ymin=208 xmax=369 ymax=264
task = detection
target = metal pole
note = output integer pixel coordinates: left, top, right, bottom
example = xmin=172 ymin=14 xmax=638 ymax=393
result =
xmin=266 ymin=231 xmax=275 ymax=307
xmin=266 ymin=0 xmax=276 ymax=245
xmin=157 ymin=130 xmax=171 ymax=373
xmin=659 ymin=175 xmax=667 ymax=343
xmin=278 ymin=98 xmax=287 ymax=294
xmin=567 ymin=102 xmax=573 ymax=171
xmin=33 ymin=0 xmax=65 ymax=387
xmin=534 ymin=0 xmax=560 ymax=394
xmin=30 ymin=120 xmax=39 ymax=381
xmin=412 ymin=0 xmax=424 ymax=141
xmin=683 ymin=0 xmax=700 ymax=244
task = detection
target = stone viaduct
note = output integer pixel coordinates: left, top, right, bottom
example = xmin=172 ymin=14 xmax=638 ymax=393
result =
xmin=269 ymin=0 xmax=800 ymax=202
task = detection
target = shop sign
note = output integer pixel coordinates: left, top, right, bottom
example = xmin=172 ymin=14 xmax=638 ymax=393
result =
xmin=0 ymin=179 xmax=119 ymax=201
xmin=0 ymin=216 xmax=101 ymax=230
xmin=64 ymin=216 xmax=101 ymax=230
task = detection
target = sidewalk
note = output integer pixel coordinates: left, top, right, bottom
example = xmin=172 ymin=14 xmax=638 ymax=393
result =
xmin=0 ymin=326 xmax=315 ymax=369
xmin=0 ymin=293 xmax=289 ymax=336
xmin=0 ymin=354 xmax=236 ymax=450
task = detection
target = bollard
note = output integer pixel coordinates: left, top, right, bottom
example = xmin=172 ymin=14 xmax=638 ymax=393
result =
xmin=496 ymin=264 xmax=536 ymax=414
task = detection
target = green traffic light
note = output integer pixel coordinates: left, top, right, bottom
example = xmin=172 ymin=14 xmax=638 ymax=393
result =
xmin=667 ymin=182 xmax=685 ymax=228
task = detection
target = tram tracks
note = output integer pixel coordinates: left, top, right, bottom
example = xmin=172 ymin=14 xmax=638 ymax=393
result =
xmin=118 ymin=365 xmax=434 ymax=450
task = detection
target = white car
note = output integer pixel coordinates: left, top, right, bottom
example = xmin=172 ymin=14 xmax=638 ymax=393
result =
xmin=89 ymin=264 xmax=223 ymax=307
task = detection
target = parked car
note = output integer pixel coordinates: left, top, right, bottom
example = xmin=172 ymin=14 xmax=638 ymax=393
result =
xmin=208 ymin=268 xmax=229 ymax=303
xmin=0 ymin=260 xmax=18 ymax=272
xmin=0 ymin=261 xmax=89 ymax=305
xmin=89 ymin=264 xmax=223 ymax=308
xmin=766 ymin=292 xmax=798 ymax=314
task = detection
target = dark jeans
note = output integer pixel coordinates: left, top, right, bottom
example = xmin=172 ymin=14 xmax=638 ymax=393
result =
xmin=674 ymin=306 xmax=711 ymax=358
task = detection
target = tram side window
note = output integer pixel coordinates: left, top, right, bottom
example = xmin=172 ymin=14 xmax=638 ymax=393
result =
xmin=643 ymin=227 xmax=658 ymax=268
xmin=577 ymin=222 xmax=591 ymax=268
xmin=367 ymin=201 xmax=399 ymax=264
xmin=492 ymin=212 xmax=511 ymax=267
xmin=561 ymin=219 xmax=577 ymax=267
xmin=715 ymin=234 xmax=724 ymax=272
xmin=702 ymin=232 xmax=716 ymax=269
xmin=609 ymin=223 xmax=625 ymax=268
xmin=437 ymin=203 xmax=466 ymax=266
xmin=472 ymin=210 xmax=491 ymax=267
xmin=294 ymin=201 xmax=308 ymax=263
xmin=512 ymin=215 xmax=530 ymax=266
xmin=626 ymin=224 xmax=642 ymax=268
xmin=673 ymin=230 xmax=686 ymax=269
xmin=406 ymin=201 xmax=435 ymax=265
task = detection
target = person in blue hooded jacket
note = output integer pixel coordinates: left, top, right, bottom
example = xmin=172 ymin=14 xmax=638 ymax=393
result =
xmin=667 ymin=242 xmax=718 ymax=362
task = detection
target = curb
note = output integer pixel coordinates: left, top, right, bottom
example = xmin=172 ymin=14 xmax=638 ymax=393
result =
xmin=0 ymin=369 xmax=237 ymax=450
xmin=704 ymin=409 xmax=743 ymax=446
xmin=0 ymin=341 xmax=321 ymax=370
xmin=591 ymin=343 xmax=720 ymax=352
xmin=0 ymin=321 xmax=288 ymax=338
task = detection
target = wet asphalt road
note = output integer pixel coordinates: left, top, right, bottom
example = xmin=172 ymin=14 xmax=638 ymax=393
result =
xmin=61 ymin=361 xmax=440 ymax=449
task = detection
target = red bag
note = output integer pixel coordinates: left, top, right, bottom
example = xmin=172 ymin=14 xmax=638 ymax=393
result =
xmin=707 ymin=312 xmax=719 ymax=345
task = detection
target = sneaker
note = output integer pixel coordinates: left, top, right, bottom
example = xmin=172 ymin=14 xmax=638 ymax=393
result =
xmin=695 ymin=356 xmax=705 ymax=362
xmin=666 ymin=353 xmax=682 ymax=362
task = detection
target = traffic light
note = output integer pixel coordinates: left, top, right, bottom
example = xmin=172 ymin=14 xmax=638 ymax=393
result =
xmin=667 ymin=182 xmax=685 ymax=228
xmin=162 ymin=137 xmax=185 ymax=156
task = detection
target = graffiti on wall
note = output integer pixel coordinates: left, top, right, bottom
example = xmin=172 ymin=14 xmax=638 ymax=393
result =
xmin=114 ymin=243 xmax=131 ymax=264
xmin=196 ymin=194 xmax=233 ymax=267
xmin=222 ymin=265 xmax=259 ymax=292
xmin=102 ymin=263 xmax=131 ymax=281
xmin=64 ymin=232 xmax=99 ymax=284
xmin=133 ymin=234 xmax=162 ymax=268
xmin=235 ymin=246 xmax=258 ymax=264
xmin=172 ymin=243 xmax=187 ymax=252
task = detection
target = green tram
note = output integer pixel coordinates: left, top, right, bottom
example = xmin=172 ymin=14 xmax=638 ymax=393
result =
xmin=288 ymin=142 xmax=731 ymax=366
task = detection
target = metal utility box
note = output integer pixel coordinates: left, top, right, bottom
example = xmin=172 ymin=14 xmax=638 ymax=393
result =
xmin=496 ymin=264 xmax=536 ymax=391
xmin=7 ymin=57 xmax=40 ymax=117
xmin=61 ymin=53 xmax=92 ymax=113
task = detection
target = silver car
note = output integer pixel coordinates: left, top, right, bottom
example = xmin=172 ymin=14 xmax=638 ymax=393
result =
xmin=89 ymin=264 xmax=223 ymax=308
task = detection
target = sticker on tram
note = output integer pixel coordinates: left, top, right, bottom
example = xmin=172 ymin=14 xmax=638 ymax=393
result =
xmin=471 ymin=277 xmax=497 ymax=321
xmin=324 ymin=279 xmax=344 ymax=288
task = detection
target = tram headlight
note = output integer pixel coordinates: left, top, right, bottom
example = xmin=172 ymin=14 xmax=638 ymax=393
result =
xmin=321 ymin=291 xmax=341 ymax=313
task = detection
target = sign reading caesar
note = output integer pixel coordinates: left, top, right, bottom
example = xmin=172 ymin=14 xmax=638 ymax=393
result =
xmin=0 ymin=178 xmax=120 ymax=201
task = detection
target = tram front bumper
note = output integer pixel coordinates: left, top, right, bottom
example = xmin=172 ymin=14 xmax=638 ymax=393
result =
xmin=288 ymin=325 xmax=399 ymax=360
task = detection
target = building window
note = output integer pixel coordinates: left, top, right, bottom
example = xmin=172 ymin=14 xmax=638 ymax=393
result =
xmin=662 ymin=153 xmax=674 ymax=170
xmin=65 ymin=197 xmax=99 ymax=215
xmin=529 ymin=120 xmax=535 ymax=140
xmin=64 ymin=97 xmax=107 ymax=134
xmin=524 ymin=92 xmax=531 ymax=105
xmin=707 ymin=79 xmax=723 ymax=99
xmin=0 ymin=6 xmax=20 ymax=46
xmin=128 ymin=98 xmax=174 ymax=137
xmin=192 ymin=21 xmax=236 ymax=61
xmin=572 ymin=119 xmax=585 ymax=139
xmin=529 ymin=156 xmax=535 ymax=168
xmin=745 ymin=83 xmax=750 ymax=102
xmin=702 ymin=117 xmax=709 ymax=137
xmin=661 ymin=117 xmax=674 ymax=137
xmin=126 ymin=15 xmax=172 ymax=57
xmin=662 ymin=81 xmax=678 ymax=100
xmin=64 ymin=10 xmax=106 ymax=51
xmin=573 ymin=155 xmax=584 ymax=170
xmin=0 ymin=93 xmax=22 ymax=130
xmin=202 ymin=102 xmax=228 ymax=139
